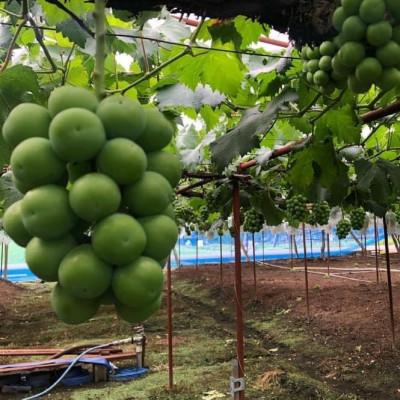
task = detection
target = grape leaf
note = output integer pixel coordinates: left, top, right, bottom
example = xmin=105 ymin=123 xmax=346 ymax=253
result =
xmin=251 ymin=190 xmax=283 ymax=226
xmin=167 ymin=48 xmax=245 ymax=97
xmin=234 ymin=16 xmax=265 ymax=49
xmin=211 ymin=90 xmax=298 ymax=170
xmin=321 ymin=104 xmax=362 ymax=144
xmin=288 ymin=141 xmax=349 ymax=204
xmin=56 ymin=18 xmax=91 ymax=48
xmin=0 ymin=65 xmax=42 ymax=125
xmin=208 ymin=20 xmax=242 ymax=48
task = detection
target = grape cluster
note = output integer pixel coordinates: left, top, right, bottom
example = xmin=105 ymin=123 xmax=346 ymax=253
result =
xmin=350 ymin=207 xmax=366 ymax=230
xmin=286 ymin=195 xmax=308 ymax=223
xmin=336 ymin=218 xmax=352 ymax=239
xmin=243 ymin=209 xmax=264 ymax=233
xmin=395 ymin=207 xmax=400 ymax=224
xmin=307 ymin=211 xmax=318 ymax=226
xmin=313 ymin=201 xmax=331 ymax=226
xmin=197 ymin=205 xmax=211 ymax=233
xmin=175 ymin=202 xmax=195 ymax=224
xmin=2 ymin=86 xmax=181 ymax=325
xmin=217 ymin=225 xmax=225 ymax=236
xmin=301 ymin=0 xmax=400 ymax=94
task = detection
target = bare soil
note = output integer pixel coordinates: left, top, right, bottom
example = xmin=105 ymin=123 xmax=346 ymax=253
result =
xmin=176 ymin=254 xmax=400 ymax=354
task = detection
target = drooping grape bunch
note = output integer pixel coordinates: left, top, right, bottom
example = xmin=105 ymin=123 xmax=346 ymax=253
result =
xmin=2 ymin=86 xmax=182 ymax=325
xmin=197 ymin=205 xmax=212 ymax=233
xmin=307 ymin=211 xmax=318 ymax=226
xmin=350 ymin=207 xmax=366 ymax=230
xmin=286 ymin=195 xmax=308 ymax=224
xmin=175 ymin=200 xmax=196 ymax=235
xmin=336 ymin=218 xmax=352 ymax=239
xmin=313 ymin=201 xmax=331 ymax=226
xmin=301 ymin=0 xmax=400 ymax=94
xmin=395 ymin=207 xmax=400 ymax=224
xmin=243 ymin=208 xmax=264 ymax=233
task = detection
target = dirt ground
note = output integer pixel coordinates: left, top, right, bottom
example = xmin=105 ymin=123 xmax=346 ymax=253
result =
xmin=2 ymin=253 xmax=400 ymax=399
xmin=180 ymin=253 xmax=400 ymax=354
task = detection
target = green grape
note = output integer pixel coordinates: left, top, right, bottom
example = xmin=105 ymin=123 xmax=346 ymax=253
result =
xmin=307 ymin=211 xmax=318 ymax=226
xmin=336 ymin=218 xmax=352 ymax=239
xmin=313 ymin=201 xmax=330 ymax=226
xmin=395 ymin=207 xmax=400 ymax=224
xmin=243 ymin=209 xmax=264 ymax=233
xmin=197 ymin=205 xmax=211 ymax=232
xmin=350 ymin=207 xmax=366 ymax=230
xmin=286 ymin=195 xmax=308 ymax=222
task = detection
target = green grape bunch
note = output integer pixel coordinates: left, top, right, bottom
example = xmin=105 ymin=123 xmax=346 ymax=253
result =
xmin=286 ymin=195 xmax=308 ymax=223
xmin=243 ymin=208 xmax=264 ymax=233
xmin=2 ymin=85 xmax=182 ymax=325
xmin=197 ymin=205 xmax=211 ymax=232
xmin=350 ymin=207 xmax=366 ymax=230
xmin=395 ymin=207 xmax=400 ymax=224
xmin=217 ymin=225 xmax=225 ymax=236
xmin=313 ymin=201 xmax=330 ymax=226
xmin=336 ymin=218 xmax=352 ymax=239
xmin=301 ymin=0 xmax=400 ymax=95
xmin=307 ymin=210 xmax=318 ymax=226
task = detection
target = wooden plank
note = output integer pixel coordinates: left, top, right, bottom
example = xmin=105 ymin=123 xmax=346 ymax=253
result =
xmin=0 ymin=352 xmax=136 ymax=376
xmin=0 ymin=348 xmax=123 ymax=357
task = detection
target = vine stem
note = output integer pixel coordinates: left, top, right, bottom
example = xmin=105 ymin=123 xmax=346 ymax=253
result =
xmin=0 ymin=16 xmax=28 ymax=73
xmin=93 ymin=0 xmax=106 ymax=100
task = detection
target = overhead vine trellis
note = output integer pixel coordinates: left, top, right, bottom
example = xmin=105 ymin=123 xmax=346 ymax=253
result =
xmin=1 ymin=0 xmax=400 ymax=398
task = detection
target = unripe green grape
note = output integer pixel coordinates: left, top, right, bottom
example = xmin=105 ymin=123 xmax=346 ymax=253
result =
xmin=336 ymin=219 xmax=352 ymax=239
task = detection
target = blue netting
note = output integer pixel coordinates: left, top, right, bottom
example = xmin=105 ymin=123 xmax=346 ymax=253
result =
xmin=3 ymin=226 xmax=385 ymax=282
xmin=171 ymin=226 xmax=385 ymax=267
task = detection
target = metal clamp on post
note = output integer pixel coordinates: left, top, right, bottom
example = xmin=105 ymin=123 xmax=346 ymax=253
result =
xmin=230 ymin=376 xmax=245 ymax=398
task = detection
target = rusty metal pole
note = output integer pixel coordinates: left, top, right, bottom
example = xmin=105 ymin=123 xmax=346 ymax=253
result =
xmin=290 ymin=234 xmax=294 ymax=270
xmin=4 ymin=244 xmax=8 ymax=281
xmin=195 ymin=231 xmax=199 ymax=271
xmin=262 ymin=230 xmax=265 ymax=262
xmin=232 ymin=178 xmax=245 ymax=400
xmin=374 ymin=216 xmax=380 ymax=284
xmin=302 ymin=223 xmax=310 ymax=322
xmin=327 ymin=233 xmax=331 ymax=277
xmin=166 ymin=256 xmax=174 ymax=390
xmin=178 ymin=236 xmax=181 ymax=269
xmin=0 ymin=243 xmax=3 ymax=279
xmin=219 ymin=234 xmax=223 ymax=285
xmin=383 ymin=216 xmax=396 ymax=348
xmin=252 ymin=232 xmax=257 ymax=293
xmin=364 ymin=234 xmax=367 ymax=257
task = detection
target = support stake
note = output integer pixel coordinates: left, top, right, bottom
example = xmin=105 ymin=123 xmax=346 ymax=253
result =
xmin=219 ymin=234 xmax=223 ymax=285
xmin=327 ymin=233 xmax=331 ymax=277
xmin=262 ymin=230 xmax=265 ymax=262
xmin=302 ymin=223 xmax=310 ymax=322
xmin=252 ymin=232 xmax=257 ymax=294
xmin=374 ymin=216 xmax=380 ymax=284
xmin=232 ymin=178 xmax=245 ymax=400
xmin=383 ymin=216 xmax=396 ymax=348
xmin=195 ymin=232 xmax=199 ymax=271
xmin=290 ymin=234 xmax=294 ymax=271
xmin=167 ymin=256 xmax=174 ymax=390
